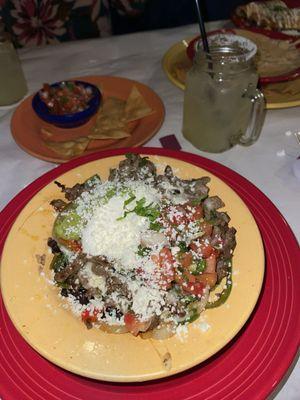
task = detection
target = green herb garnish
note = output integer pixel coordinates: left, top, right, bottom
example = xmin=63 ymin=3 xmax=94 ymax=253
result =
xmin=191 ymin=197 xmax=205 ymax=205
xmin=190 ymin=259 xmax=206 ymax=275
xmin=138 ymin=156 xmax=149 ymax=167
xmin=66 ymin=81 xmax=75 ymax=90
xmin=118 ymin=197 xmax=160 ymax=223
xmin=60 ymin=96 xmax=69 ymax=105
xmin=150 ymin=221 xmax=162 ymax=231
xmin=137 ymin=245 xmax=151 ymax=257
xmin=124 ymin=194 xmax=136 ymax=207
xmin=206 ymin=262 xmax=232 ymax=309
xmin=180 ymin=294 xmax=196 ymax=305
xmin=56 ymin=281 xmax=70 ymax=289
xmin=125 ymin=152 xmax=134 ymax=160
xmin=103 ymin=187 xmax=116 ymax=203
xmin=50 ymin=253 xmax=68 ymax=272
xmin=178 ymin=241 xmax=188 ymax=253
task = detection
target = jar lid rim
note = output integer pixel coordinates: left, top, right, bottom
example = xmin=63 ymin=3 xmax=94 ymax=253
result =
xmin=196 ymin=34 xmax=257 ymax=61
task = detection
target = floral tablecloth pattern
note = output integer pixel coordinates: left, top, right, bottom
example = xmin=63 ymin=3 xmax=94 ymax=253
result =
xmin=0 ymin=0 xmax=147 ymax=47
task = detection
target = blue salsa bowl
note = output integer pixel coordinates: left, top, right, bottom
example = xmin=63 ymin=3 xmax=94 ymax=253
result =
xmin=32 ymin=80 xmax=102 ymax=129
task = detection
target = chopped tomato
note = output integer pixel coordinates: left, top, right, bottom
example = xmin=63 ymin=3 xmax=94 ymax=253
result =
xmin=164 ymin=203 xmax=204 ymax=226
xmin=205 ymin=250 xmax=218 ymax=273
xmin=179 ymin=252 xmax=193 ymax=268
xmin=158 ymin=273 xmax=174 ymax=290
xmin=59 ymin=238 xmax=82 ymax=252
xmin=158 ymin=247 xmax=174 ymax=266
xmin=40 ymin=81 xmax=93 ymax=115
xmin=174 ymin=269 xmax=196 ymax=286
xmin=164 ymin=205 xmax=187 ymax=226
xmin=81 ymin=308 xmax=100 ymax=323
xmin=200 ymin=221 xmax=213 ymax=237
xmin=174 ymin=271 xmax=185 ymax=286
xmin=124 ymin=312 xmax=151 ymax=336
xmin=151 ymin=248 xmax=175 ymax=289
xmin=136 ymin=266 xmax=143 ymax=275
xmin=190 ymin=239 xmax=214 ymax=259
xmin=182 ymin=281 xmax=205 ymax=297
xmin=157 ymin=247 xmax=175 ymax=289
xmin=124 ymin=312 xmax=136 ymax=326
xmin=196 ymin=272 xmax=217 ymax=288
xmin=151 ymin=254 xmax=159 ymax=264
xmin=186 ymin=204 xmax=203 ymax=221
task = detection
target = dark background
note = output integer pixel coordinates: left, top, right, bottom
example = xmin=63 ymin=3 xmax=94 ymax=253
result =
xmin=112 ymin=0 xmax=249 ymax=35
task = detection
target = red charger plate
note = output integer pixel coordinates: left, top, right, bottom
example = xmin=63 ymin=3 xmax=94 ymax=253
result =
xmin=0 ymin=147 xmax=299 ymax=400
xmin=186 ymin=28 xmax=300 ymax=85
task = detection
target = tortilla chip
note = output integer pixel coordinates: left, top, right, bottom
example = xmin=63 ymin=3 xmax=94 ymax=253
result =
xmin=92 ymin=97 xmax=127 ymax=133
xmin=89 ymin=97 xmax=128 ymax=140
xmin=89 ymin=129 xmax=130 ymax=140
xmin=40 ymin=128 xmax=54 ymax=140
xmin=124 ymin=86 xmax=153 ymax=122
xmin=89 ymin=89 xmax=152 ymax=140
xmin=43 ymin=136 xmax=90 ymax=158
xmin=97 ymin=97 xmax=126 ymax=129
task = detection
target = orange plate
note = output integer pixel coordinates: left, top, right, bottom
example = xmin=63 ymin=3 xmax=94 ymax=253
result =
xmin=11 ymin=76 xmax=165 ymax=163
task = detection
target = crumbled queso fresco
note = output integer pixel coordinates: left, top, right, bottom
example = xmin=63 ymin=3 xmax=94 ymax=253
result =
xmin=48 ymin=154 xmax=236 ymax=339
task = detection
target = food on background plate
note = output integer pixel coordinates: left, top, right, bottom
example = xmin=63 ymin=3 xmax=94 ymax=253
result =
xmin=90 ymin=86 xmax=153 ymax=140
xmin=43 ymin=136 xmax=90 ymax=158
xmin=39 ymin=81 xmax=94 ymax=114
xmin=47 ymin=154 xmax=236 ymax=338
xmin=177 ymin=29 xmax=300 ymax=86
xmin=235 ymin=29 xmax=300 ymax=77
xmin=234 ymin=0 xmax=300 ymax=32
xmin=172 ymin=58 xmax=193 ymax=85
xmin=40 ymin=86 xmax=154 ymax=158
xmin=124 ymin=86 xmax=154 ymax=121
xmin=89 ymin=97 xmax=132 ymax=140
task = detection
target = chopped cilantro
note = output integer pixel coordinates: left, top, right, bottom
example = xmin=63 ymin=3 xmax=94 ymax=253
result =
xmin=137 ymin=245 xmax=151 ymax=257
xmin=124 ymin=194 xmax=136 ymax=207
xmin=60 ymin=96 xmax=69 ymax=105
xmin=66 ymin=81 xmax=75 ymax=90
xmin=56 ymin=281 xmax=70 ymax=289
xmin=191 ymin=195 xmax=207 ymax=205
xmin=190 ymin=259 xmax=206 ymax=275
xmin=103 ymin=187 xmax=116 ymax=203
xmin=150 ymin=221 xmax=162 ymax=231
xmin=125 ymin=152 xmax=134 ymax=160
xmin=178 ymin=241 xmax=188 ymax=252
xmin=138 ymin=156 xmax=149 ymax=167
xmin=118 ymin=196 xmax=160 ymax=223
xmin=50 ymin=253 xmax=68 ymax=272
xmin=180 ymin=295 xmax=196 ymax=305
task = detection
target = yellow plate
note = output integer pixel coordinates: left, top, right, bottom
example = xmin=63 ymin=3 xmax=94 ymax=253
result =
xmin=0 ymin=155 xmax=265 ymax=382
xmin=162 ymin=40 xmax=300 ymax=110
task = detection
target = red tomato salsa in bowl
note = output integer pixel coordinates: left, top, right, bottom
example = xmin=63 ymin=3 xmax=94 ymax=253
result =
xmin=32 ymin=80 xmax=101 ymax=128
xmin=39 ymin=81 xmax=94 ymax=115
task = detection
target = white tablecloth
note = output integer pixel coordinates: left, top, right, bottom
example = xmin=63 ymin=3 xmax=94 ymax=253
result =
xmin=0 ymin=20 xmax=299 ymax=399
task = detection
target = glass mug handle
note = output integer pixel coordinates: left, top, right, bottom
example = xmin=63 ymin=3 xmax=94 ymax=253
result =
xmin=238 ymin=88 xmax=265 ymax=146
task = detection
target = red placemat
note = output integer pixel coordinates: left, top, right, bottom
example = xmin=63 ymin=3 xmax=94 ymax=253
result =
xmin=0 ymin=148 xmax=299 ymax=400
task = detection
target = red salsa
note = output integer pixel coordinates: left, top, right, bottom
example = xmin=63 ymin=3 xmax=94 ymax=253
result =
xmin=39 ymin=81 xmax=93 ymax=115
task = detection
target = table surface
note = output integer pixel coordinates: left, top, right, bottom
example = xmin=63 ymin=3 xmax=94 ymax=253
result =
xmin=0 ymin=20 xmax=299 ymax=400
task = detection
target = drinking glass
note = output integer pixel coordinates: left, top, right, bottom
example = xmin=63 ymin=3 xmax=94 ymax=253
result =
xmin=182 ymin=34 xmax=265 ymax=153
xmin=0 ymin=24 xmax=27 ymax=106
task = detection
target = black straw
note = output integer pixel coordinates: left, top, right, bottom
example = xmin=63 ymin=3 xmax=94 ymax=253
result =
xmin=194 ymin=0 xmax=209 ymax=53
